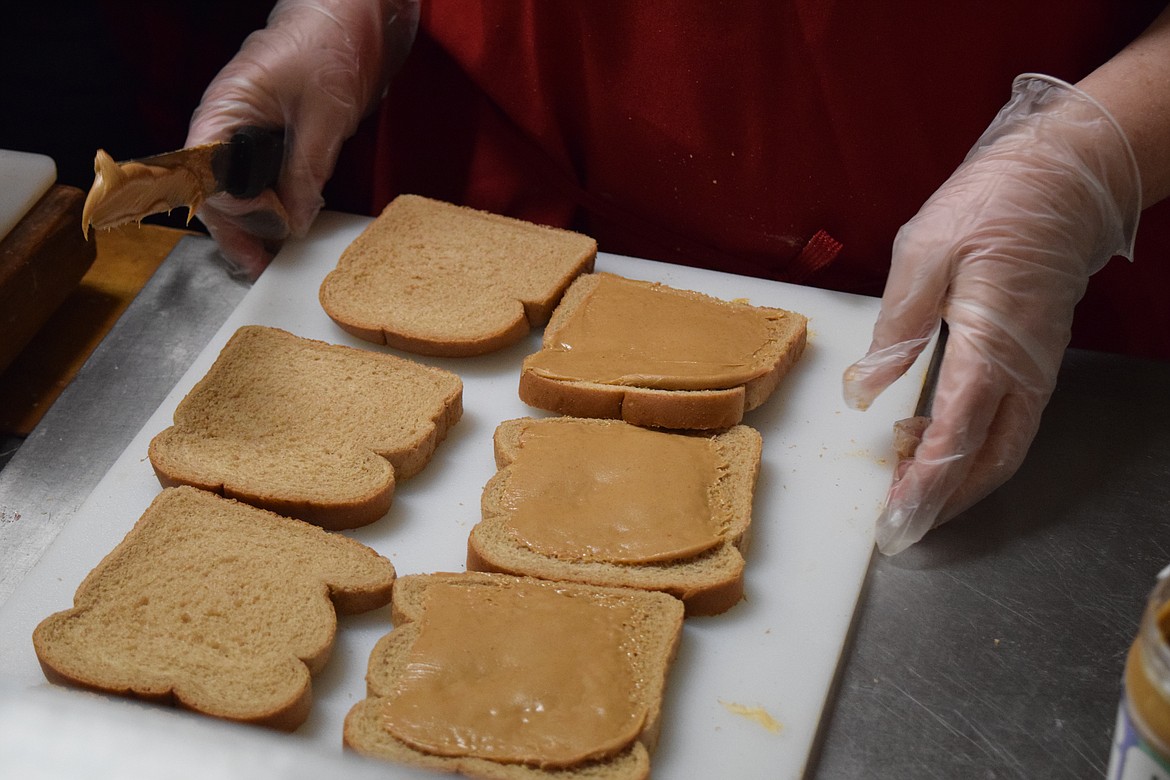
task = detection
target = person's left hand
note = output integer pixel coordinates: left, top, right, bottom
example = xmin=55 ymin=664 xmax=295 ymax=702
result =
xmin=843 ymin=74 xmax=1142 ymax=555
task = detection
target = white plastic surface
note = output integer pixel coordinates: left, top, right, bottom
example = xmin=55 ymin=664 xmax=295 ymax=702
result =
xmin=0 ymin=150 xmax=56 ymax=243
xmin=0 ymin=211 xmax=929 ymax=779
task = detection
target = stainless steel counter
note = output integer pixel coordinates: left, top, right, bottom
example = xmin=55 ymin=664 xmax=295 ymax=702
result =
xmin=1 ymin=233 xmax=1166 ymax=778
xmin=812 ymin=348 xmax=1170 ymax=778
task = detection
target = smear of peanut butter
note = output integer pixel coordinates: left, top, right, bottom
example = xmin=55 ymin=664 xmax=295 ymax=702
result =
xmin=500 ymin=419 xmax=724 ymax=563
xmin=524 ymin=274 xmax=782 ymax=391
xmin=382 ymin=582 xmax=646 ymax=768
xmin=720 ymin=700 xmax=783 ymax=733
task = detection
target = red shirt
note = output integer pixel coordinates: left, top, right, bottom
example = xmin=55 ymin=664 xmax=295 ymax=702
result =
xmin=355 ymin=0 xmax=1170 ymax=359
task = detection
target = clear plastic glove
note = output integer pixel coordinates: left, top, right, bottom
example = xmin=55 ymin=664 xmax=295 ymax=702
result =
xmin=185 ymin=0 xmax=419 ymax=279
xmin=843 ymin=74 xmax=1141 ymax=555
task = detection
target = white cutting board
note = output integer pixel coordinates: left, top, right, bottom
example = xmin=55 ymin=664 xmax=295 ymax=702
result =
xmin=0 ymin=150 xmax=57 ymax=243
xmin=0 ymin=211 xmax=928 ymax=779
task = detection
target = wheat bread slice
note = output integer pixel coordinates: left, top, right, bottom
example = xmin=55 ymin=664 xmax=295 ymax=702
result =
xmin=518 ymin=273 xmax=807 ymax=430
xmin=32 ymin=486 xmax=397 ymax=731
xmin=469 ymin=417 xmax=761 ymax=616
xmin=147 ymin=325 xmax=463 ymax=530
xmin=343 ymin=572 xmax=683 ymax=779
xmin=318 ymin=194 xmax=597 ymax=357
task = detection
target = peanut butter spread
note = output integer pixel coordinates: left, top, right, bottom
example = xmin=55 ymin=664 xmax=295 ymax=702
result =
xmin=82 ymin=146 xmax=217 ymax=234
xmin=381 ymin=582 xmax=646 ymax=768
xmin=525 ymin=274 xmax=782 ymax=390
xmin=501 ymin=420 xmax=724 ymax=563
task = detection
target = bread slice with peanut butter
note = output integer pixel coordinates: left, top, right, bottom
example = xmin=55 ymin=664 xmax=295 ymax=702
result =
xmin=519 ymin=272 xmax=807 ymax=430
xmin=343 ymin=571 xmax=684 ymax=779
xmin=147 ymin=325 xmax=463 ymax=530
xmin=319 ymin=194 xmax=597 ymax=357
xmin=469 ymin=417 xmax=761 ymax=616
xmin=33 ymin=486 xmax=397 ymax=731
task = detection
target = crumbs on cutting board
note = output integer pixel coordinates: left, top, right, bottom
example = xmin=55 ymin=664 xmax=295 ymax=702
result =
xmin=719 ymin=700 xmax=783 ymax=734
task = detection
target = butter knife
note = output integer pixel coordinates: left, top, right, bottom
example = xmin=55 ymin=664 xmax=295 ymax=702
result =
xmin=82 ymin=126 xmax=283 ymax=235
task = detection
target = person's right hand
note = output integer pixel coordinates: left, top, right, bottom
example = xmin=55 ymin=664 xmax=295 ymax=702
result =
xmin=186 ymin=0 xmax=418 ymax=279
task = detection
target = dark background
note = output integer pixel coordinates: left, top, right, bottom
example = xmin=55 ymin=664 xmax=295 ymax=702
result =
xmin=0 ymin=3 xmax=376 ymax=230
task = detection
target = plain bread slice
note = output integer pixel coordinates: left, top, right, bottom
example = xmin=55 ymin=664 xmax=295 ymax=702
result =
xmin=319 ymin=194 xmax=597 ymax=357
xmin=147 ymin=325 xmax=463 ymax=530
xmin=32 ymin=486 xmax=397 ymax=731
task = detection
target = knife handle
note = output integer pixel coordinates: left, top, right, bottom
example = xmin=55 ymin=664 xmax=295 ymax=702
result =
xmin=224 ymin=127 xmax=284 ymax=199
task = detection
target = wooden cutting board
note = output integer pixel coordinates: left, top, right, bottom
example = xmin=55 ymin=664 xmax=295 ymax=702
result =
xmin=0 ymin=223 xmax=192 ymax=436
xmin=0 ymin=149 xmax=198 ymax=435
xmin=0 ymin=148 xmax=100 ymax=389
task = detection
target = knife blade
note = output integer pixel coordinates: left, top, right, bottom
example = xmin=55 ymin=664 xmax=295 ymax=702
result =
xmin=81 ymin=126 xmax=284 ymax=235
xmin=892 ymin=321 xmax=948 ymax=462
xmin=914 ymin=320 xmax=948 ymax=418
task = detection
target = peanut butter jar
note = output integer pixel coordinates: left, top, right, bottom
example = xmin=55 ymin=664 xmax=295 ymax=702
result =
xmin=1108 ymin=570 xmax=1170 ymax=779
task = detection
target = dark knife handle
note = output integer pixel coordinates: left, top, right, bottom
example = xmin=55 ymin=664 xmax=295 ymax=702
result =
xmin=224 ymin=126 xmax=284 ymax=199
xmin=914 ymin=320 xmax=948 ymax=418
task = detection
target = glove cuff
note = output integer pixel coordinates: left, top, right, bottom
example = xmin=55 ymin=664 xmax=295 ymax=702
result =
xmin=997 ymin=73 xmax=1143 ymax=266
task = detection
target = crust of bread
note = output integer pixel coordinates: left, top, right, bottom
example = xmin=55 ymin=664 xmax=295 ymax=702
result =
xmin=319 ymin=194 xmax=597 ymax=357
xmin=343 ymin=572 xmax=683 ymax=779
xmin=32 ymin=487 xmax=397 ymax=731
xmin=518 ymin=273 xmax=807 ymax=430
xmin=468 ymin=418 xmax=761 ymax=616
xmin=147 ymin=325 xmax=463 ymax=530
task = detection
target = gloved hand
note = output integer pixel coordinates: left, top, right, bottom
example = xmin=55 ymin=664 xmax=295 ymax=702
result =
xmin=843 ymin=73 xmax=1141 ymax=555
xmin=185 ymin=0 xmax=419 ymax=279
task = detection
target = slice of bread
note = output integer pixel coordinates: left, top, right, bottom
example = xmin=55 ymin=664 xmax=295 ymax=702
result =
xmin=469 ymin=417 xmax=761 ymax=616
xmin=32 ymin=486 xmax=397 ymax=731
xmin=343 ymin=572 xmax=683 ymax=779
xmin=147 ymin=325 xmax=463 ymax=530
xmin=518 ymin=273 xmax=807 ymax=430
xmin=318 ymin=194 xmax=597 ymax=357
